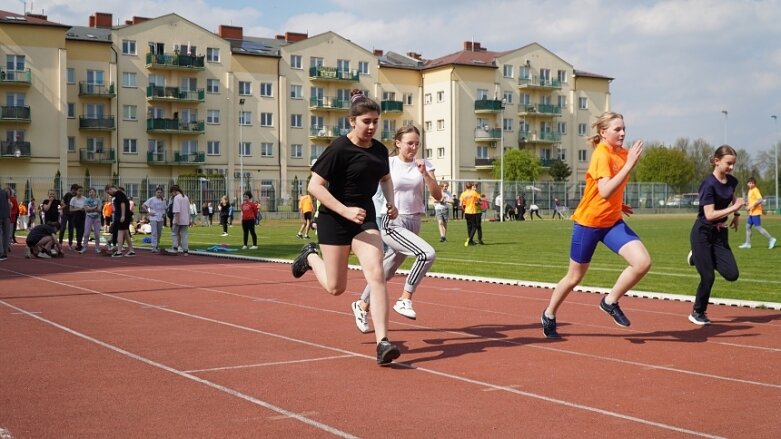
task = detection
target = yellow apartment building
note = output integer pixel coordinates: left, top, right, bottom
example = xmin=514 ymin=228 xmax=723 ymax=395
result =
xmin=1 ymin=10 xmax=611 ymax=207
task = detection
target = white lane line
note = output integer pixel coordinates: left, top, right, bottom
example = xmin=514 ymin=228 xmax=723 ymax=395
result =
xmin=0 ymin=299 xmax=358 ymax=439
xmin=184 ymin=355 xmax=355 ymax=373
xmin=1 ymin=274 xmax=729 ymax=438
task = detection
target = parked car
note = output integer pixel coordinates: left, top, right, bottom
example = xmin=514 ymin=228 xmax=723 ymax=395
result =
xmin=664 ymin=193 xmax=699 ymax=207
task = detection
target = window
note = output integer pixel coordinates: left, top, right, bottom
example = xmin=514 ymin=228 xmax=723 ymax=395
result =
xmin=260 ymin=142 xmax=273 ymax=157
xmin=122 ymin=72 xmax=137 ymax=88
xmin=336 ymin=59 xmax=350 ymax=75
xmin=206 ymin=79 xmax=219 ymax=93
xmin=436 ymin=91 xmax=444 ymax=103
xmin=578 ymin=149 xmax=588 ymax=162
xmin=67 ymin=136 xmax=75 ymax=152
xmin=539 ymin=68 xmax=551 ymax=84
xmin=291 ymin=114 xmax=303 ymax=128
xmin=404 ymin=93 xmax=413 ymax=105
xmin=521 ymin=93 xmax=531 ymax=106
xmin=503 ymin=118 xmax=513 ymax=131
xmin=206 ymin=47 xmax=220 ymax=62
xmin=122 ymin=105 xmax=137 ymax=121
xmin=180 ymin=140 xmax=197 ymax=155
xmin=358 ymin=61 xmax=369 ymax=75
xmin=503 ymin=91 xmax=513 ymax=104
xmin=503 ymin=64 xmax=513 ymax=78
xmin=84 ymin=104 xmax=104 ymax=118
xmin=424 ymin=121 xmax=432 ymax=131
xmin=558 ymin=149 xmax=566 ymax=161
xmin=207 ymin=109 xmax=220 ymax=124
xmin=310 ymin=57 xmax=323 ymax=69
xmin=86 ymin=137 xmax=103 ymax=154
xmin=424 ymin=93 xmax=432 ymax=104
xmin=557 ymin=122 xmax=566 ymax=134
xmin=238 ymin=81 xmax=251 ymax=96
xmin=260 ymin=82 xmax=273 ymax=97
xmin=425 ymin=149 xmax=432 ymax=159
xmin=437 ymin=147 xmax=445 ymax=158
xmin=558 ymin=95 xmax=567 ymax=109
xmin=578 ymin=97 xmax=588 ymax=110
xmin=382 ymin=91 xmax=396 ymax=101
xmin=6 ymin=54 xmax=25 ymax=71
xmin=123 ymin=138 xmax=137 ymax=154
xmin=290 ymin=84 xmax=303 ymax=99
xmin=122 ymin=39 xmax=136 ymax=55
xmin=149 ymin=107 xmax=164 ymax=119
xmin=180 ymin=77 xmax=197 ymax=92
xmin=67 ymin=68 xmax=75 ymax=84
xmin=476 ymin=146 xmax=489 ymax=159
xmin=239 ymin=142 xmax=251 ymax=156
xmin=260 ymin=112 xmax=273 ymax=127
xmin=437 ymin=119 xmax=445 ymax=130
xmin=557 ymin=69 xmax=568 ymax=84
xmin=239 ymin=111 xmax=252 ymax=126
xmin=337 ymin=117 xmax=350 ymax=135
xmin=291 ymin=54 xmax=302 ymax=69
xmin=86 ymin=70 xmax=104 ymax=85
xmin=310 ymin=115 xmax=324 ymax=129
xmin=578 ymin=123 xmax=587 ymax=135
xmin=67 ymin=103 xmax=75 ymax=118
xmin=207 ymin=140 xmax=220 ymax=156
xmin=124 ymin=183 xmax=139 ymax=199
xmin=519 ymin=120 xmax=529 ymax=134
xmin=520 ymin=66 xmax=530 ymax=80
xmin=290 ymin=143 xmax=303 ymax=158
xmin=476 ymin=89 xmax=489 ymax=100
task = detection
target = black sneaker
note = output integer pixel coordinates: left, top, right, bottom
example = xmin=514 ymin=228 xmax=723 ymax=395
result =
xmin=599 ymin=297 xmax=631 ymax=327
xmin=688 ymin=311 xmax=712 ymax=325
xmin=292 ymin=242 xmax=318 ymax=278
xmin=541 ymin=311 xmax=561 ymax=339
xmin=376 ymin=337 xmax=400 ymax=365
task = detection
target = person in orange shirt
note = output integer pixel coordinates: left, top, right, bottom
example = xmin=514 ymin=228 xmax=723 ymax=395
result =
xmin=541 ymin=112 xmax=651 ymax=338
xmin=459 ymin=182 xmax=482 ymax=246
xmin=296 ymin=193 xmax=314 ymax=239
xmin=102 ymin=199 xmax=113 ymax=234
xmin=738 ymin=177 xmax=776 ymax=250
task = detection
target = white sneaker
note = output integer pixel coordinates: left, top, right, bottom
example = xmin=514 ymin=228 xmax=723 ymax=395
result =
xmin=770 ymin=238 xmax=777 ymax=250
xmin=351 ymin=300 xmax=370 ymax=333
xmin=24 ymin=246 xmax=31 ymax=259
xmin=738 ymin=242 xmax=751 ymax=249
xmin=241 ymin=245 xmax=248 ymax=250
xmin=221 ymin=233 xmax=229 ymax=237
xmin=393 ymin=298 xmax=417 ymax=320
xmin=37 ymin=252 xmax=52 ymax=259
xmin=249 ymin=245 xmax=258 ymax=250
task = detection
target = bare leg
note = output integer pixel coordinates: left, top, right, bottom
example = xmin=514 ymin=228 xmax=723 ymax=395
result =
xmin=605 ymin=240 xmax=651 ymax=303
xmin=544 ymin=260 xmax=589 ymax=317
xmin=350 ymin=230 xmax=390 ymax=344
xmin=307 ymin=244 xmax=351 ymax=295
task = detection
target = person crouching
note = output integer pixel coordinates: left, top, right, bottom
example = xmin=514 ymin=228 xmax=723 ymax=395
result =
xmin=25 ymin=222 xmax=62 ymax=259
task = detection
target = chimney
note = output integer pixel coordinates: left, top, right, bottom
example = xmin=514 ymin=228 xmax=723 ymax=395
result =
xmin=464 ymin=41 xmax=473 ymax=51
xmin=219 ymin=25 xmax=243 ymax=40
xmin=26 ymin=12 xmax=48 ymax=20
xmin=407 ymin=52 xmax=422 ymax=60
xmin=285 ymin=32 xmax=308 ymax=43
xmin=373 ymin=49 xmax=384 ymax=57
xmin=90 ymin=12 xmax=112 ymax=29
xmin=276 ymin=34 xmax=286 ymax=40
xmin=132 ymin=16 xmax=151 ymax=25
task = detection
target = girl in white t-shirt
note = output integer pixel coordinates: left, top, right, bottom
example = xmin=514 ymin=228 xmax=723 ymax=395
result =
xmin=351 ymin=125 xmax=442 ymax=333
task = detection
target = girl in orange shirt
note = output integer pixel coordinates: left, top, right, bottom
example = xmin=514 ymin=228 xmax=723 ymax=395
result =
xmin=541 ymin=112 xmax=651 ymax=338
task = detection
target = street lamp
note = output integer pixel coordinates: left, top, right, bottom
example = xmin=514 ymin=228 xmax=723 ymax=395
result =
xmin=499 ymin=98 xmax=506 ymax=222
xmin=772 ymin=114 xmax=778 ymax=213
xmin=239 ymin=98 xmax=245 ymax=195
xmin=721 ymin=110 xmax=728 ymax=144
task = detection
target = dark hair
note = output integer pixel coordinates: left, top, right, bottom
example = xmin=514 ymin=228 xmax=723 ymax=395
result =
xmin=712 ymin=144 xmax=737 ymax=167
xmin=349 ymin=89 xmax=380 ymax=118
xmin=170 ymin=184 xmax=182 ymax=194
xmin=747 ymin=177 xmax=756 ymax=184
xmin=243 ymin=190 xmax=253 ymax=199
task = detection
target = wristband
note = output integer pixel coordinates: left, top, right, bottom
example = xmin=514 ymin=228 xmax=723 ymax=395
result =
xmin=733 ymin=212 xmax=740 ymax=217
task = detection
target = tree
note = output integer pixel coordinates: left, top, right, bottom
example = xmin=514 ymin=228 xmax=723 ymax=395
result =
xmin=548 ymin=159 xmax=572 ymax=181
xmin=681 ymin=138 xmax=714 ymax=186
xmin=634 ymin=145 xmax=695 ymax=193
xmin=492 ymin=149 xmax=541 ymax=182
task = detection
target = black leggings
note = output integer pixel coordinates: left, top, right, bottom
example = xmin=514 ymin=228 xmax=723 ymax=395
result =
xmin=465 ymin=213 xmax=482 ymax=242
xmin=242 ymin=219 xmax=257 ymax=246
xmin=59 ymin=213 xmax=74 ymax=245
xmin=690 ymin=219 xmax=739 ymax=313
xmin=220 ymin=215 xmax=229 ymax=233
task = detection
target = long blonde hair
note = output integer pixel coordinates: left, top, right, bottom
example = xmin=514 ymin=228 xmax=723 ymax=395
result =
xmin=588 ymin=112 xmax=624 ymax=148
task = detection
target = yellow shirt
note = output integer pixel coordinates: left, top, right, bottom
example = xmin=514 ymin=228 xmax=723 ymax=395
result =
xmin=571 ymin=142 xmax=628 ymax=228
xmin=459 ymin=189 xmax=481 ymax=215
xmin=748 ymin=187 xmax=763 ymax=216
xmin=299 ymin=195 xmax=314 ymax=213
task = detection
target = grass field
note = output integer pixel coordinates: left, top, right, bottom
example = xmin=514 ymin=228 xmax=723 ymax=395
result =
xmin=30 ymin=213 xmax=781 ymax=304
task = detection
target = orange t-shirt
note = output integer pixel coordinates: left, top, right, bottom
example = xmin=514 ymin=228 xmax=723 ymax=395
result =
xmin=459 ymin=189 xmax=481 ymax=215
xmin=571 ymin=142 xmax=628 ymax=228
xmin=747 ymin=187 xmax=763 ymax=216
xmin=102 ymin=202 xmax=113 ymax=217
xmin=299 ymin=195 xmax=314 ymax=213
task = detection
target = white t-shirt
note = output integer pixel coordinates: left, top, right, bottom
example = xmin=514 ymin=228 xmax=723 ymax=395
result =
xmin=381 ymin=156 xmax=435 ymax=215
xmin=69 ymin=195 xmax=86 ymax=211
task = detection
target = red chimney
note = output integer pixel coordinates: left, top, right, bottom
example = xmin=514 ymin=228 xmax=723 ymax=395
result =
xmin=26 ymin=13 xmax=48 ymax=20
xmin=90 ymin=12 xmax=112 ymax=28
xmin=464 ymin=41 xmax=473 ymax=51
xmin=219 ymin=25 xmax=243 ymax=40
xmin=373 ymin=49 xmax=384 ymax=57
xmin=132 ymin=16 xmax=151 ymax=25
xmin=285 ymin=32 xmax=308 ymax=43
xmin=407 ymin=52 xmax=422 ymax=60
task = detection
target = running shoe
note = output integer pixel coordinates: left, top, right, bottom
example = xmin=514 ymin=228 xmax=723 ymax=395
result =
xmin=38 ymin=252 xmax=52 ymax=259
xmin=292 ymin=243 xmax=318 ymax=278
xmin=738 ymin=242 xmax=751 ymax=249
xmin=296 ymin=232 xmax=303 ymax=239
xmin=769 ymin=238 xmax=777 ymax=250
xmin=124 ymin=251 xmax=136 ymax=257
xmin=376 ymin=337 xmax=400 ymax=365
xmin=221 ymin=232 xmax=229 ymax=237
xmin=393 ymin=298 xmax=417 ymax=320
xmin=599 ymin=297 xmax=631 ymax=327
xmin=111 ymin=252 xmax=124 ymax=258
xmin=351 ymin=300 xmax=370 ymax=333
xmin=241 ymin=245 xmax=248 ymax=250
xmin=688 ymin=311 xmax=712 ymax=325
xmin=249 ymin=245 xmax=258 ymax=250
xmin=541 ymin=311 xmax=561 ymax=339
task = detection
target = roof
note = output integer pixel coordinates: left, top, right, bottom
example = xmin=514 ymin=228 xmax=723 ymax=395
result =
xmin=0 ymin=9 xmax=70 ymax=28
xmin=229 ymin=36 xmax=284 ymax=57
xmin=423 ymin=49 xmax=512 ymax=70
xmin=379 ymin=51 xmax=424 ymax=70
xmin=573 ymin=69 xmax=614 ymax=81
xmin=66 ymin=25 xmax=112 ymax=43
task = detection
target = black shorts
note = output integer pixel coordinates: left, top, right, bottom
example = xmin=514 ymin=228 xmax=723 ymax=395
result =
xmin=303 ymin=212 xmax=313 ymax=221
xmin=315 ymin=212 xmax=378 ymax=245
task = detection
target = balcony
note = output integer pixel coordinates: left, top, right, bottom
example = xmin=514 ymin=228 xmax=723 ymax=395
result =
xmin=309 ymin=96 xmax=349 ymax=111
xmin=309 ymin=126 xmax=346 ymax=139
xmin=518 ymin=104 xmax=562 ymax=118
xmin=474 ymin=127 xmax=502 ymax=141
xmin=146 ymin=118 xmax=205 ymax=134
xmin=0 ymin=68 xmax=31 ymax=85
xmin=78 ymin=82 xmax=116 ymax=98
xmin=540 ymin=158 xmax=557 ymax=168
xmin=78 ymin=148 xmax=115 ymax=164
xmin=474 ymin=99 xmax=504 ymax=113
xmin=381 ymin=130 xmax=395 ymax=142
xmin=518 ymin=76 xmax=562 ymax=90
xmin=518 ymin=131 xmax=561 ymax=145
xmin=475 ymin=158 xmax=495 ymax=169
xmin=79 ymin=116 xmax=116 ymax=131
xmin=145 ymin=52 xmax=205 ymax=70
xmin=146 ymin=85 xmax=205 ymax=103
xmin=381 ymin=100 xmax=404 ymax=113
xmin=0 ymin=105 xmax=31 ymax=122
xmin=0 ymin=140 xmax=31 ymax=158
xmin=308 ymin=66 xmax=359 ymax=82
xmin=146 ymin=150 xmax=205 ymax=166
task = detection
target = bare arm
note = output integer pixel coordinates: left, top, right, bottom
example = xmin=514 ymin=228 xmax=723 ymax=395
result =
xmin=597 ymin=140 xmax=644 ymax=199
xmin=703 ymin=196 xmax=745 ymax=223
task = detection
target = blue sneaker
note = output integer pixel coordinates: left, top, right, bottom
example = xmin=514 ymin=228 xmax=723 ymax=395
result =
xmin=541 ymin=311 xmax=561 ymax=339
xmin=599 ymin=297 xmax=631 ymax=327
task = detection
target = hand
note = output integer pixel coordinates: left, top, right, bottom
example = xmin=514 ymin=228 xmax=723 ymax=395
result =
xmin=621 ymin=203 xmax=634 ymax=216
xmin=344 ymin=207 xmax=366 ymax=224
xmin=734 ymin=197 xmax=746 ymax=210
xmin=729 ymin=215 xmax=739 ymax=231
xmin=120 ymin=216 xmax=125 ymax=222
xmin=625 ymin=140 xmax=644 ymax=168
xmin=415 ymin=159 xmax=426 ymax=175
xmin=386 ymin=204 xmax=398 ymax=220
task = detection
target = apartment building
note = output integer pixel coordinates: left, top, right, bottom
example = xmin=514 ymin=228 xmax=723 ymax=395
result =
xmin=1 ymin=9 xmax=611 ymax=204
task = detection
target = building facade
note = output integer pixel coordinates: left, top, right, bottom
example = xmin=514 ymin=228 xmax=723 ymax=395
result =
xmin=1 ymin=10 xmax=611 ymax=207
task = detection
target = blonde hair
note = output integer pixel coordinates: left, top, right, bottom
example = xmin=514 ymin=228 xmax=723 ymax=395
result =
xmin=588 ymin=112 xmax=624 ymax=148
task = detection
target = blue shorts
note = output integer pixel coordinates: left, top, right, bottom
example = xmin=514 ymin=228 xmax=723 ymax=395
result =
xmin=747 ymin=215 xmax=762 ymax=227
xmin=570 ymin=220 xmax=640 ymax=263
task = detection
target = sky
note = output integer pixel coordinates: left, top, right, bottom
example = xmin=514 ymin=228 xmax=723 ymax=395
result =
xmin=3 ymin=0 xmax=781 ymax=158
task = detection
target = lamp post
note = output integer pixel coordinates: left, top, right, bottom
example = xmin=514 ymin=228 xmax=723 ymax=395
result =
xmin=499 ymin=98 xmax=506 ymax=222
xmin=239 ymin=98 xmax=245 ymax=196
xmin=721 ymin=110 xmax=728 ymax=144
xmin=772 ymin=114 xmax=778 ymax=213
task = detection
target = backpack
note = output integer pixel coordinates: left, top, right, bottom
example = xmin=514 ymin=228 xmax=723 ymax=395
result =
xmin=166 ymin=200 xmax=174 ymax=220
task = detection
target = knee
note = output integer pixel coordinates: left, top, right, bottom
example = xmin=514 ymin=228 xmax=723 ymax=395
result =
xmin=723 ymin=269 xmax=739 ymax=282
xmin=325 ymin=285 xmax=346 ymax=296
xmin=635 ymin=257 xmax=652 ymax=275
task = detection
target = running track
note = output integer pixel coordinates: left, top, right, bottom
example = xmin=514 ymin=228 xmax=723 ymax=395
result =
xmin=1 ymin=247 xmax=779 ymax=438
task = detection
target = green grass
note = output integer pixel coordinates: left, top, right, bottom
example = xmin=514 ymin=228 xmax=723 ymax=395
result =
xmin=42 ymin=214 xmax=781 ymax=304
